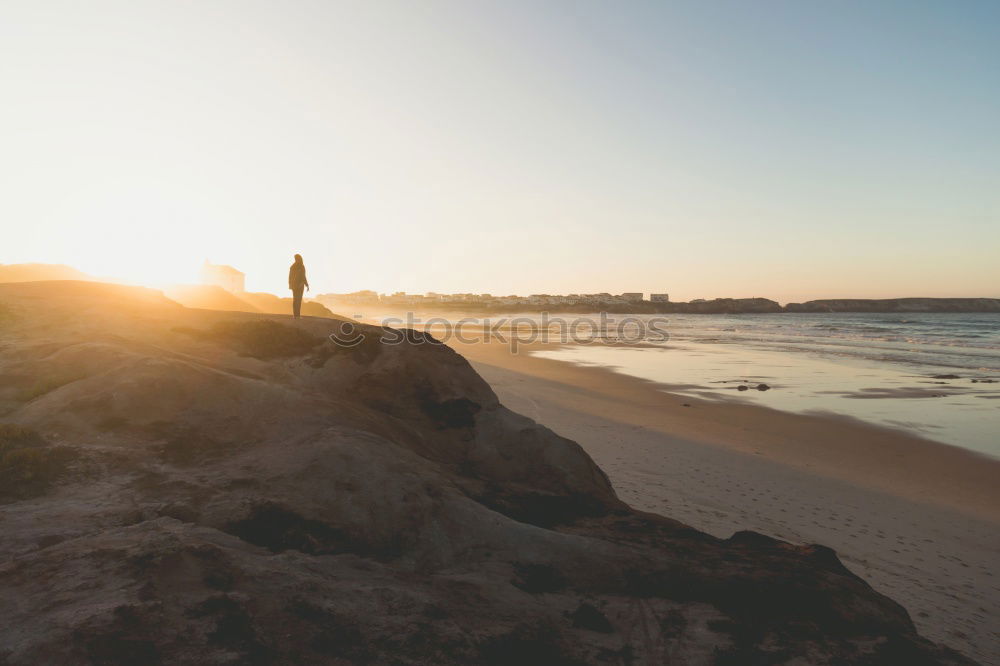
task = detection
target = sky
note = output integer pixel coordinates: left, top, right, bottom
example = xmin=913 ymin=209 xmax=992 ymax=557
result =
xmin=1 ymin=0 xmax=998 ymax=302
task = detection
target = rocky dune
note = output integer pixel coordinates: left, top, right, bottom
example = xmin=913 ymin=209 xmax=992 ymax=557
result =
xmin=0 ymin=281 xmax=976 ymax=665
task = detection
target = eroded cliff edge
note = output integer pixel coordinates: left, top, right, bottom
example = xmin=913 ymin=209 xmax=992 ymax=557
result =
xmin=0 ymin=281 xmax=976 ymax=665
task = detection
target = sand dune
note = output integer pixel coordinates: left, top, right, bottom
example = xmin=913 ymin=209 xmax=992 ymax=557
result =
xmin=0 ymin=263 xmax=94 ymax=283
xmin=165 ymin=283 xmax=336 ymax=318
xmin=0 ymin=281 xmax=977 ymax=664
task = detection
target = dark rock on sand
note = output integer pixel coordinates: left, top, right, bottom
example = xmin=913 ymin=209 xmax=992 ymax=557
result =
xmin=0 ymin=281 xmax=977 ymax=665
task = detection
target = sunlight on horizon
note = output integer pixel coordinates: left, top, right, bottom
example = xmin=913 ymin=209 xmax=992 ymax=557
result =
xmin=2 ymin=1 xmax=998 ymax=301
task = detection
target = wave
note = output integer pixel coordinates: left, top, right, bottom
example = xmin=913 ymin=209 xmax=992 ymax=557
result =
xmin=645 ymin=313 xmax=1000 ymax=372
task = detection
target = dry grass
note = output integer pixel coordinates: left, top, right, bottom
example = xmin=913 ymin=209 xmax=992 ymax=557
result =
xmin=0 ymin=302 xmax=14 ymax=327
xmin=176 ymin=320 xmax=323 ymax=360
xmin=0 ymin=423 xmax=73 ymax=501
xmin=17 ymin=372 xmax=86 ymax=402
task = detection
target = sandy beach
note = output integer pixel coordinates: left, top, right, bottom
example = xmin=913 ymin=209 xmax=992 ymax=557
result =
xmin=450 ymin=339 xmax=1000 ymax=664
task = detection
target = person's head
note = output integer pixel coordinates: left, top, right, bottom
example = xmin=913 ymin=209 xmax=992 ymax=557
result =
xmin=293 ymin=254 xmax=303 ymax=264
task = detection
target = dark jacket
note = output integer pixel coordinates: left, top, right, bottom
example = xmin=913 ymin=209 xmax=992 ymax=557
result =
xmin=289 ymin=262 xmax=309 ymax=290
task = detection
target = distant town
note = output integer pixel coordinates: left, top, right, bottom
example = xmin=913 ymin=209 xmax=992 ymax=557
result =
xmin=198 ymin=262 xmax=1000 ymax=314
xmin=317 ymin=290 xmax=673 ymax=307
xmin=310 ymin=291 xmax=1000 ymax=314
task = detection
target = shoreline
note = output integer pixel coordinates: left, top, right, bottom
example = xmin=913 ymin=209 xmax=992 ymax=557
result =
xmin=455 ymin=339 xmax=1000 ymax=522
xmin=528 ymin=338 xmax=1000 ymax=460
xmin=449 ymin=339 xmax=1000 ymax=663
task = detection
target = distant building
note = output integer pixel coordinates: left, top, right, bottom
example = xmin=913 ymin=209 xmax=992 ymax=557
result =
xmin=201 ymin=260 xmax=245 ymax=292
xmin=650 ymin=293 xmax=670 ymax=302
xmin=383 ymin=291 xmax=429 ymax=304
xmin=620 ymin=292 xmax=644 ymax=302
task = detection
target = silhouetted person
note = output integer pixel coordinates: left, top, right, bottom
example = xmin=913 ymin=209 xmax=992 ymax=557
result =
xmin=288 ymin=254 xmax=309 ymax=318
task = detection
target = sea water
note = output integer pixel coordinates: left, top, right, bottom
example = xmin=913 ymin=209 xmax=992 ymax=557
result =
xmin=532 ymin=312 xmax=1000 ymax=457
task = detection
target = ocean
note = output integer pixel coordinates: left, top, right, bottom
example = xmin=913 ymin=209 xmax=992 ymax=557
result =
xmin=363 ymin=309 xmax=1000 ymax=457
xmin=529 ymin=312 xmax=1000 ymax=457
xmin=642 ymin=312 xmax=1000 ymax=372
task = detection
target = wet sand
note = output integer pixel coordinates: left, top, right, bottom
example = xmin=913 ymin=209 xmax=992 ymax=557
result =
xmin=450 ymin=339 xmax=1000 ymax=664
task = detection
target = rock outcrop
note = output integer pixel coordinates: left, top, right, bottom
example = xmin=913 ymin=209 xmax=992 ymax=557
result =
xmin=0 ymin=281 xmax=975 ymax=665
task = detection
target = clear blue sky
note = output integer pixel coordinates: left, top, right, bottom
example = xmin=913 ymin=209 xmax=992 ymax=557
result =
xmin=2 ymin=0 xmax=997 ymax=301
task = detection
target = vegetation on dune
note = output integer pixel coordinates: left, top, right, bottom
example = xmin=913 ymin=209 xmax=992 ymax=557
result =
xmin=176 ymin=320 xmax=324 ymax=360
xmin=0 ymin=302 xmax=15 ymax=327
xmin=151 ymin=423 xmax=239 ymax=466
xmin=17 ymin=372 xmax=87 ymax=402
xmin=0 ymin=424 xmax=72 ymax=501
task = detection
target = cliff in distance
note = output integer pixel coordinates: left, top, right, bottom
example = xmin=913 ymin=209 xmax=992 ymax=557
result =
xmin=784 ymin=298 xmax=1000 ymax=313
xmin=0 ymin=280 xmax=976 ymax=665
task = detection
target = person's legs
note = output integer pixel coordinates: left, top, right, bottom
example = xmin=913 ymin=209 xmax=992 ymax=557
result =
xmin=292 ymin=286 xmax=304 ymax=318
